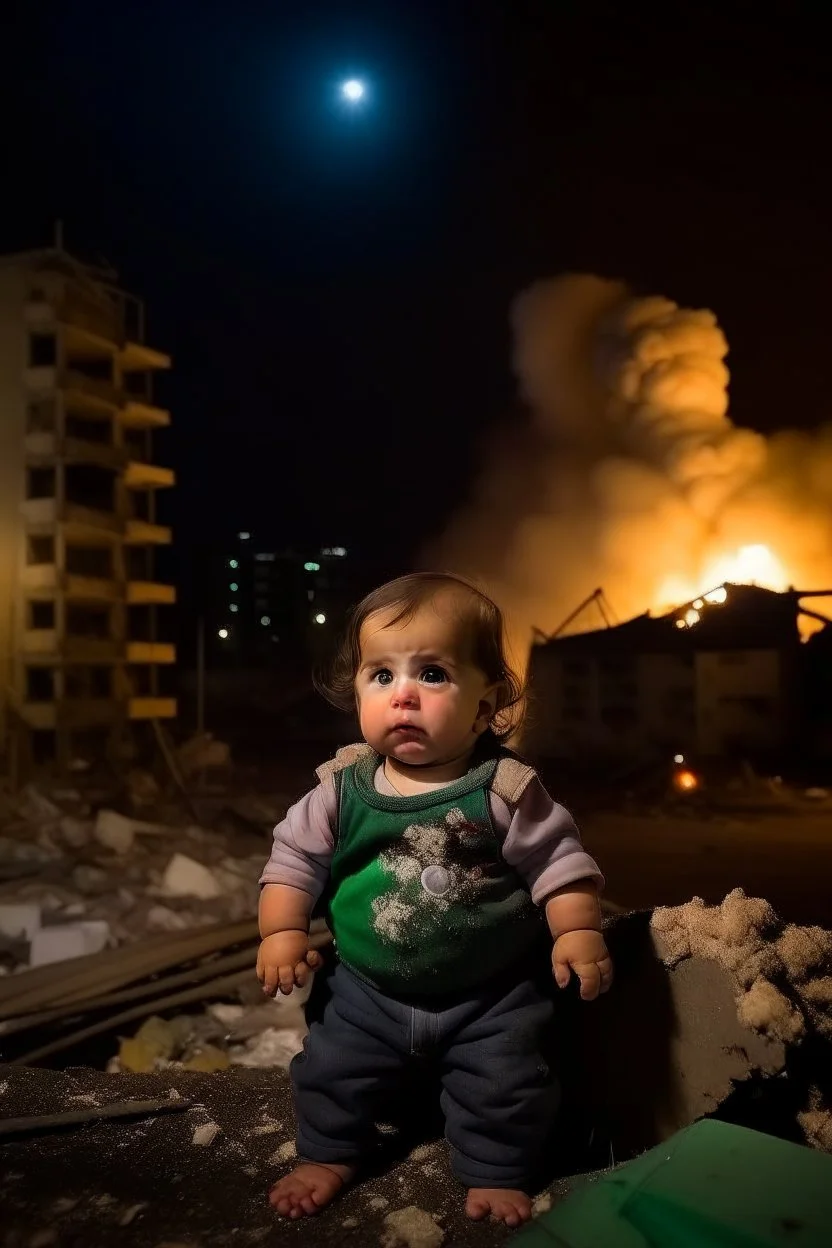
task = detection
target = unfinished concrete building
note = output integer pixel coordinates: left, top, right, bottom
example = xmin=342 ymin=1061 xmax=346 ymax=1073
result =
xmin=0 ymin=244 xmax=176 ymax=775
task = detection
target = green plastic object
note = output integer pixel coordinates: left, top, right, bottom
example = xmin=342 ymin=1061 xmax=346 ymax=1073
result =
xmin=516 ymin=1119 xmax=832 ymax=1247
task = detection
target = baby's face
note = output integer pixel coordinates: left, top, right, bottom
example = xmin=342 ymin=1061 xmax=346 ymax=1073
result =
xmin=355 ymin=594 xmax=496 ymax=769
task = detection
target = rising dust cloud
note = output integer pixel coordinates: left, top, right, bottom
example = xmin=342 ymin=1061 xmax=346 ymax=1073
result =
xmin=428 ymin=275 xmax=832 ymax=656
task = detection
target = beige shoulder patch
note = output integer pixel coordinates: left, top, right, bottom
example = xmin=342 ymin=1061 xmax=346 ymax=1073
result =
xmin=315 ymin=742 xmax=374 ymax=785
xmin=491 ymin=754 xmax=537 ymax=807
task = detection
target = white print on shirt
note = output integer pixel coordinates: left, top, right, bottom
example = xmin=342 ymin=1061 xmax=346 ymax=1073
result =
xmin=370 ymin=808 xmax=501 ymax=945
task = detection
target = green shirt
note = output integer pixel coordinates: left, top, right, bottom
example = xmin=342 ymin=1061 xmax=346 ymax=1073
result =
xmin=328 ymin=750 xmax=543 ymax=996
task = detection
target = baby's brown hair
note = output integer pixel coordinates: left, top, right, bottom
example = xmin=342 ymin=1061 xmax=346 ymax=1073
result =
xmin=315 ymin=572 xmax=525 ymax=743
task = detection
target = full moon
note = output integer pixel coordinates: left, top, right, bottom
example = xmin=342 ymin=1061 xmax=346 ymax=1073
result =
xmin=341 ymin=79 xmax=365 ymax=103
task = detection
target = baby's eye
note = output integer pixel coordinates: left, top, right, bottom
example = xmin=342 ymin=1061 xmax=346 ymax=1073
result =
xmin=420 ymin=666 xmax=447 ymax=684
xmin=373 ymin=669 xmax=393 ymax=686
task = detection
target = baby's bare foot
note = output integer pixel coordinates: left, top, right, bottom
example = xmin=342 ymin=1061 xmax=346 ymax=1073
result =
xmin=465 ymin=1187 xmax=532 ymax=1227
xmin=269 ymin=1161 xmax=355 ymax=1219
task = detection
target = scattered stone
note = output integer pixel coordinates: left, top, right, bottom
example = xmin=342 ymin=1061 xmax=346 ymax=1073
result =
xmin=146 ymin=905 xmax=190 ymax=932
xmin=59 ymin=817 xmax=91 ymax=848
xmin=532 ymin=1192 xmax=553 ymax=1216
xmin=192 ymin=1122 xmax=221 ymax=1147
xmin=229 ymin=1027 xmax=306 ymax=1069
xmin=177 ymin=734 xmax=231 ymax=777
xmin=180 ymin=1045 xmax=230 ymax=1072
xmin=71 ymin=864 xmax=108 ymax=895
xmin=119 ymin=1203 xmax=148 ymax=1227
xmin=29 ymin=920 xmax=110 ymax=967
xmin=381 ymin=1206 xmax=444 ymax=1248
xmin=16 ymin=785 xmax=62 ymax=824
xmin=119 ymin=1017 xmax=178 ymax=1072
xmin=94 ymin=810 xmax=137 ymax=855
xmin=161 ymin=854 xmax=221 ymax=901
xmin=0 ymin=903 xmax=41 ymax=941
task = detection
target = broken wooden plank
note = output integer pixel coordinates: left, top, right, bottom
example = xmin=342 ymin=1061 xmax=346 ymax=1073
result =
xmin=0 ymin=1097 xmax=193 ymax=1141
xmin=12 ymin=970 xmax=255 ymax=1066
xmin=0 ymin=919 xmax=259 ymax=1018
xmin=0 ymin=922 xmax=332 ymax=1040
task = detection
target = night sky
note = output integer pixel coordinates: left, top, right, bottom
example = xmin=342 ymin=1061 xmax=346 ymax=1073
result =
xmin=4 ymin=2 xmax=831 ymax=610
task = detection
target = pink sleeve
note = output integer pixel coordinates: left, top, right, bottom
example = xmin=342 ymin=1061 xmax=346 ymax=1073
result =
xmin=259 ymin=781 xmax=337 ymax=904
xmin=490 ymin=775 xmax=604 ymax=906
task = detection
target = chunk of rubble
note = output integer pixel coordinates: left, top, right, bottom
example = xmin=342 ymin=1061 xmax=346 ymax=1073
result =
xmin=0 ymin=903 xmax=41 ymax=942
xmin=176 ymin=733 xmax=231 ymax=777
xmin=229 ymin=1027 xmax=306 ymax=1069
xmin=29 ymin=920 xmax=110 ymax=967
xmin=380 ymin=1206 xmax=444 ymax=1248
xmin=160 ymin=854 xmax=221 ymax=901
xmin=192 ymin=1121 xmax=221 ymax=1147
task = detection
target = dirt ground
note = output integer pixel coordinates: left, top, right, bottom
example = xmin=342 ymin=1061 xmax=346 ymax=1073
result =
xmin=0 ymin=1065 xmax=591 ymax=1248
xmin=582 ymin=809 xmax=832 ymax=927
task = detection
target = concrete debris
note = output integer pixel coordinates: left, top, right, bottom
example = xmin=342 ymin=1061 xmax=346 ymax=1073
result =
xmin=268 ymin=1141 xmax=296 ymax=1164
xmin=228 ymin=1027 xmax=306 ymax=1069
xmin=118 ymin=1017 xmax=179 ymax=1072
xmin=192 ymin=1121 xmax=221 ymax=1147
xmin=16 ymin=786 xmax=62 ymax=824
xmin=126 ymin=769 xmax=161 ymax=808
xmin=160 ymin=854 xmax=222 ymax=901
xmin=0 ymin=903 xmax=41 ymax=942
xmin=651 ymin=889 xmax=832 ymax=1150
xmin=29 ymin=920 xmax=111 ymax=967
xmin=381 ymin=1206 xmax=444 ymax=1248
xmin=59 ymin=817 xmax=91 ymax=848
xmin=94 ymin=809 xmax=171 ymax=855
xmin=176 ymin=734 xmax=231 ymax=778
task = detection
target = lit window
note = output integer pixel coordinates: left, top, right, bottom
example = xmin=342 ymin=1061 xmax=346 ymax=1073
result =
xmin=260 ymin=615 xmax=271 ymax=626
xmin=304 ymin=561 xmax=321 ymax=572
xmin=230 ymin=603 xmax=239 ymax=613
xmin=238 ymin=531 xmax=251 ymax=541
xmin=228 ymin=559 xmax=238 ymax=569
xmin=218 ymin=628 xmax=229 ymax=639
xmin=255 ymin=553 xmax=276 ymax=562
xmin=229 ymin=582 xmax=238 ymax=592
xmin=314 ymin=613 xmax=326 ymax=625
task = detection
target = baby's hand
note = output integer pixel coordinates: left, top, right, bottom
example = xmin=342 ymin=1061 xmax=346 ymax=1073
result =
xmin=552 ymin=929 xmax=613 ymax=1001
xmin=256 ymin=930 xmax=321 ymax=997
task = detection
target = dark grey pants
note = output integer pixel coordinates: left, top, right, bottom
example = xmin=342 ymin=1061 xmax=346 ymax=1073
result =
xmin=290 ymin=962 xmax=558 ymax=1189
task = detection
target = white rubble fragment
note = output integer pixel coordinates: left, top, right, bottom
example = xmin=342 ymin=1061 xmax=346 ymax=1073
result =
xmin=177 ymin=733 xmax=231 ymax=776
xmin=0 ymin=903 xmax=41 ymax=941
xmin=249 ymin=1122 xmax=282 ymax=1136
xmin=59 ymin=817 xmax=91 ymax=848
xmin=161 ymin=853 xmax=221 ymax=901
xmin=17 ymin=785 xmax=62 ymax=823
xmin=94 ymin=810 xmax=136 ymax=855
xmin=342 ymin=1217 xmax=358 ymax=1228
xmin=532 ymin=1192 xmax=553 ymax=1216
xmin=72 ymin=865 xmax=108 ymax=894
xmin=146 ymin=906 xmax=190 ymax=932
xmin=229 ymin=1027 xmax=306 ymax=1069
xmin=381 ymin=1206 xmax=444 ymax=1248
xmin=119 ymin=1203 xmax=147 ymax=1227
xmin=62 ymin=903 xmax=87 ymax=918
xmin=29 ymin=920 xmax=111 ymax=967
xmin=192 ymin=1121 xmax=221 ymax=1147
xmin=208 ymin=1003 xmax=246 ymax=1027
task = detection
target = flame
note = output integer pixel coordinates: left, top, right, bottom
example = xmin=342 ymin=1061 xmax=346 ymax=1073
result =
xmin=673 ymin=768 xmax=699 ymax=793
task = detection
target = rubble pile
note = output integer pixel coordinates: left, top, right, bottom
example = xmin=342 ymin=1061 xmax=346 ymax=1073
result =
xmin=0 ymin=741 xmax=317 ymax=1073
xmin=652 ymin=889 xmax=832 ymax=1151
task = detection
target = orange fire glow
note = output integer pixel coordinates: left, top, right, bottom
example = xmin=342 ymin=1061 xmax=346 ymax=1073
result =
xmin=673 ymin=768 xmax=699 ymax=793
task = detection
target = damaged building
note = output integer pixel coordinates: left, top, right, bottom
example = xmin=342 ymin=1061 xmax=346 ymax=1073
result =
xmin=524 ymin=583 xmax=832 ymax=766
xmin=0 ymin=241 xmax=177 ymax=777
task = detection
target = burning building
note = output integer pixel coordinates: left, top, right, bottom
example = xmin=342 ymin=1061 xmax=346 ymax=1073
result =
xmin=523 ymin=582 xmax=832 ymax=765
xmin=428 ymin=275 xmax=832 ymax=700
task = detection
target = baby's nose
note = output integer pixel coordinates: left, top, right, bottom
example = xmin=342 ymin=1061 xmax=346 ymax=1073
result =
xmin=391 ymin=682 xmax=418 ymax=706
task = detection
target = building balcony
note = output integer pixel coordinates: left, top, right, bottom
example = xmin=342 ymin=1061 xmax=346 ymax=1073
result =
xmin=61 ymin=699 xmax=120 ymax=728
xmin=24 ymin=431 xmax=124 ymax=470
xmin=124 ymin=460 xmax=175 ymax=490
xmin=126 ymin=581 xmax=176 ymax=606
xmin=18 ymin=702 xmax=57 ymax=730
xmin=21 ymin=629 xmax=58 ymax=656
xmin=25 ymin=293 xmax=122 ymax=352
xmin=126 ymin=642 xmax=176 ymax=664
xmin=125 ymin=519 xmax=172 ymax=545
xmin=19 ymin=565 xmax=121 ymax=602
xmin=121 ymin=341 xmax=171 ymax=372
xmin=129 ymin=696 xmax=177 ymax=720
xmin=20 ymin=498 xmax=121 ymax=537
xmin=121 ymin=399 xmax=171 ymax=429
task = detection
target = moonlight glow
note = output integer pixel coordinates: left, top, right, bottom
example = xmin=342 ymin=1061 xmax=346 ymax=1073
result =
xmin=341 ymin=79 xmax=365 ymax=103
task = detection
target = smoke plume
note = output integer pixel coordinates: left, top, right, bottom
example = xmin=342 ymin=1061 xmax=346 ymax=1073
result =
xmin=428 ymin=275 xmax=832 ymax=654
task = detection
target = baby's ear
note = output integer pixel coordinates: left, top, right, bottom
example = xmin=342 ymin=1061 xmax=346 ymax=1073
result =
xmin=474 ymin=683 xmax=503 ymax=733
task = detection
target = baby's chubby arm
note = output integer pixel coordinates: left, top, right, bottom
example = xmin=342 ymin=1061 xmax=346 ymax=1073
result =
xmin=257 ymin=884 xmax=320 ymax=996
xmin=256 ymin=781 xmax=337 ymax=996
xmin=496 ymin=775 xmax=612 ymax=1001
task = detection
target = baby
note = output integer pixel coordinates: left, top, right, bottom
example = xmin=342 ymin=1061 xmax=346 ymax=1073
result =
xmin=257 ymin=572 xmax=612 ymax=1226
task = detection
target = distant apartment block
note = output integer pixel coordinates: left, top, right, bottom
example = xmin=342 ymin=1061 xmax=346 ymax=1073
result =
xmin=0 ymin=244 xmax=176 ymax=772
